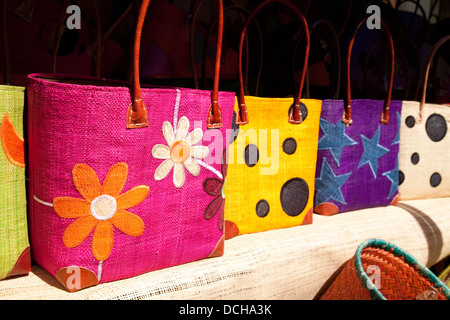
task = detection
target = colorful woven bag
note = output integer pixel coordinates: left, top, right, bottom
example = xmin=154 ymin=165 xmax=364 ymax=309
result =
xmin=320 ymin=239 xmax=450 ymax=300
xmin=224 ymin=0 xmax=322 ymax=239
xmin=0 ymin=85 xmax=30 ymax=280
xmin=27 ymin=0 xmax=235 ymax=292
xmin=398 ymin=35 xmax=450 ymax=200
xmin=314 ymin=18 xmax=401 ymax=216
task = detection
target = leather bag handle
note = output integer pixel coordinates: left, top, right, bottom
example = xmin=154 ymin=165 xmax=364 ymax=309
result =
xmin=127 ymin=0 xmax=224 ymax=129
xmin=418 ymin=35 xmax=450 ymax=122
xmin=236 ymin=0 xmax=310 ymax=126
xmin=342 ymin=17 xmax=395 ymax=126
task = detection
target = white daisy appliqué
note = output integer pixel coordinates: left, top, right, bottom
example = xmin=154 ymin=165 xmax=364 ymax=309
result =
xmin=152 ymin=116 xmax=210 ymax=188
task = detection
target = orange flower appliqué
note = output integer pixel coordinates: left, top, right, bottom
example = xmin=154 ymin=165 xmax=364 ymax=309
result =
xmin=0 ymin=112 xmax=25 ymax=168
xmin=53 ymin=163 xmax=149 ymax=261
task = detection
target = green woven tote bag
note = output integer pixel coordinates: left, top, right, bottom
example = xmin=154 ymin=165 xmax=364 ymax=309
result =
xmin=0 ymin=84 xmax=30 ymax=280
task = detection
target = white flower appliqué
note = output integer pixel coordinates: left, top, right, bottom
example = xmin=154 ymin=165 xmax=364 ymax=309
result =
xmin=152 ymin=116 xmax=210 ymax=188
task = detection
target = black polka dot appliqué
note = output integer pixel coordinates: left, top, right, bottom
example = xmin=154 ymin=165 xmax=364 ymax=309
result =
xmin=399 ymin=170 xmax=405 ymax=185
xmin=244 ymin=144 xmax=259 ymax=167
xmin=430 ymin=172 xmax=442 ymax=188
xmin=282 ymin=138 xmax=297 ymax=155
xmin=280 ymin=178 xmax=309 ymax=217
xmin=426 ymin=113 xmax=447 ymax=142
xmin=411 ymin=153 xmax=420 ymax=165
xmin=405 ymin=116 xmax=416 ymax=128
xmin=256 ymin=200 xmax=270 ymax=218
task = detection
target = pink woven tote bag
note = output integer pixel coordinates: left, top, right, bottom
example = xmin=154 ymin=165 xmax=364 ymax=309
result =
xmin=27 ymin=0 xmax=234 ymax=292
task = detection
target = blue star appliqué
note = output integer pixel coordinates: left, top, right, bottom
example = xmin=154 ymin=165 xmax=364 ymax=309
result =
xmin=382 ymin=159 xmax=399 ymax=199
xmin=315 ymin=158 xmax=352 ymax=205
xmin=391 ymin=111 xmax=401 ymax=145
xmin=358 ymin=125 xmax=390 ymax=178
xmin=318 ymin=119 xmax=357 ymax=166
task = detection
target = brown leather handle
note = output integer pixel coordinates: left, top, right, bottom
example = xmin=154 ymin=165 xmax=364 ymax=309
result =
xmin=343 ymin=17 xmax=395 ymax=126
xmin=127 ymin=0 xmax=224 ymax=129
xmin=418 ymin=35 xmax=450 ymax=121
xmin=237 ymin=0 xmax=310 ymax=125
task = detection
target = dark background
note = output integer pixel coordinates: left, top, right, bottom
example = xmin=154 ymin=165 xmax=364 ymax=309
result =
xmin=1 ymin=0 xmax=449 ymax=102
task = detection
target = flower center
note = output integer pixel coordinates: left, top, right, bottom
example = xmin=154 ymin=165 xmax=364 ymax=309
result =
xmin=90 ymin=195 xmax=117 ymax=221
xmin=170 ymin=140 xmax=191 ymax=164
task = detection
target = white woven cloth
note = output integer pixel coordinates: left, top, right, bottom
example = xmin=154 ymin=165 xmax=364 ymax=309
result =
xmin=1 ymin=198 xmax=449 ymax=300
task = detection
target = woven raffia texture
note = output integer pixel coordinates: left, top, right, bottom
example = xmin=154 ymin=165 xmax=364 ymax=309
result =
xmin=225 ymin=97 xmax=322 ymax=235
xmin=0 ymin=197 xmax=449 ymax=300
xmin=26 ymin=75 xmax=235 ymax=288
xmin=0 ymin=85 xmax=29 ymax=280
xmin=321 ymin=244 xmax=449 ymax=300
xmin=398 ymin=101 xmax=450 ymax=200
xmin=315 ymin=99 xmax=402 ymax=214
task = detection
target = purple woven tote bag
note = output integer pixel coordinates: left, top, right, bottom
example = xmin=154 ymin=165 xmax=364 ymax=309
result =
xmin=314 ymin=18 xmax=402 ymax=216
xmin=27 ymin=0 xmax=235 ymax=292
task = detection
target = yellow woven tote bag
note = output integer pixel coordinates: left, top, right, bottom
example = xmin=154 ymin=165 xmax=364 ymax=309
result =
xmin=224 ymin=0 xmax=322 ymax=238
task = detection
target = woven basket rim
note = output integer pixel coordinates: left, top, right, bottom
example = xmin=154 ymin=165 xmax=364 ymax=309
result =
xmin=353 ymin=239 xmax=450 ymax=300
xmin=27 ymin=73 xmax=236 ymax=98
